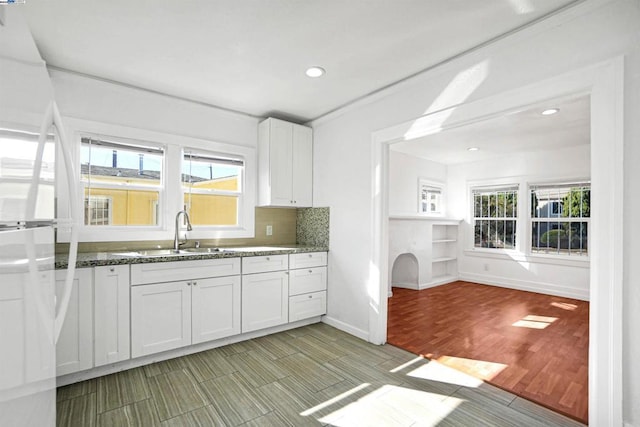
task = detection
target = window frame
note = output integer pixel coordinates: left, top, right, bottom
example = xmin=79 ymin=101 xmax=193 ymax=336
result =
xmin=181 ymin=148 xmax=246 ymax=229
xmin=79 ymin=134 xmax=166 ymax=231
xmin=56 ymin=117 xmax=256 ymax=243
xmin=417 ymin=178 xmax=444 ymax=216
xmin=529 ymin=181 xmax=591 ymax=259
xmin=470 ymin=184 xmax=519 ymax=252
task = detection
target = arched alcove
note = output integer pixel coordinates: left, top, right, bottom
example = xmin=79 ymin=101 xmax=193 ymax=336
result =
xmin=391 ymin=253 xmax=419 ymax=288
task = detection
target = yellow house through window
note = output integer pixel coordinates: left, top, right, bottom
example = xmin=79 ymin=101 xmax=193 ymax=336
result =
xmin=182 ymin=150 xmax=244 ymax=227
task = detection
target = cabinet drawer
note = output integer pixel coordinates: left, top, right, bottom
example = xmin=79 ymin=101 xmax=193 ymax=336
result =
xmin=242 ymin=254 xmax=288 ymax=274
xmin=289 ymin=291 xmax=326 ymax=322
xmin=131 ymin=257 xmax=240 ymax=285
xmin=289 ymin=266 xmax=327 ymax=296
xmin=289 ymin=252 xmax=327 ymax=269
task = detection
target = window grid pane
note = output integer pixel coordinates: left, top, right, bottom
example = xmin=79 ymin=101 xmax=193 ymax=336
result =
xmin=530 ymin=184 xmax=590 ymax=256
xmin=81 ymin=137 xmax=163 ymax=227
xmin=182 ymin=150 xmax=244 ymax=226
xmin=473 ymin=187 xmax=518 ymax=250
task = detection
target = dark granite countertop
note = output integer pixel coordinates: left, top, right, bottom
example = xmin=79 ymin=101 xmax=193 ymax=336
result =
xmin=55 ymin=245 xmax=328 ymax=269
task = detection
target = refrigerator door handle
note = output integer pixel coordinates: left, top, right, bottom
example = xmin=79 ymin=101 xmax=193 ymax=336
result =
xmin=51 ymin=101 xmax=79 ymax=344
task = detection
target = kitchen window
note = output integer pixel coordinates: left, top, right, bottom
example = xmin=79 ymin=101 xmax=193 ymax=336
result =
xmin=530 ymin=183 xmax=590 ymax=256
xmin=81 ymin=136 xmax=164 ymax=227
xmin=182 ymin=150 xmax=244 ymax=227
xmin=472 ymin=186 xmax=518 ymax=250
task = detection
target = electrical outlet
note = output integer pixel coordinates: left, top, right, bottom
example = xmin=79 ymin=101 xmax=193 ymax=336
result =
xmin=266 ymin=225 xmax=273 ymax=236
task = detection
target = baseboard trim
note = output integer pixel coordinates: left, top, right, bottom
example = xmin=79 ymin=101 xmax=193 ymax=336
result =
xmin=322 ymin=316 xmax=369 ymax=341
xmin=391 ymin=282 xmax=419 ymax=290
xmin=459 ymin=271 xmax=589 ymax=301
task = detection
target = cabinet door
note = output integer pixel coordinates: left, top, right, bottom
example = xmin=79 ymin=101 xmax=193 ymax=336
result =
xmin=131 ymin=281 xmax=191 ymax=358
xmin=289 ymin=266 xmax=327 ymax=296
xmin=269 ymin=119 xmax=294 ymax=206
xmin=55 ymin=268 xmax=93 ymax=376
xmin=192 ymin=276 xmax=241 ymax=344
xmin=94 ymin=265 xmax=130 ymax=366
xmin=242 ymin=271 xmax=289 ymax=333
xmin=289 ymin=291 xmax=327 ymax=322
xmin=292 ymin=124 xmax=313 ymax=207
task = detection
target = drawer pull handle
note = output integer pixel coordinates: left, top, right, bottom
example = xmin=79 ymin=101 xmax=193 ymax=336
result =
xmin=308 ymin=254 xmax=312 ymax=258
xmin=308 ymin=270 xmax=313 ymax=273
xmin=193 ymin=281 xmax=197 ymax=286
xmin=187 ymin=282 xmax=192 ymax=286
xmin=266 ymin=257 xmax=270 ymax=261
xmin=109 ymin=267 xmax=115 ymax=272
xmin=308 ymin=295 xmax=313 ymax=298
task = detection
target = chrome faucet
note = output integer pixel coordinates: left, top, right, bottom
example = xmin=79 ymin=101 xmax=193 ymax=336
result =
xmin=174 ymin=210 xmax=193 ymax=251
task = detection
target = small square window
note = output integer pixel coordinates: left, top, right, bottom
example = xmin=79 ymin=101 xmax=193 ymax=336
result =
xmin=418 ymin=179 xmax=443 ymax=215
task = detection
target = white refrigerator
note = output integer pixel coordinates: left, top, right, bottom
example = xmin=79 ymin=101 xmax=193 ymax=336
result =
xmin=0 ymin=6 xmax=78 ymax=426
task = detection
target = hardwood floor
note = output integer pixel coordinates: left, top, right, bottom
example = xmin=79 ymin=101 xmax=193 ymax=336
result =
xmin=56 ymin=323 xmax=583 ymax=426
xmin=387 ymin=281 xmax=589 ymax=424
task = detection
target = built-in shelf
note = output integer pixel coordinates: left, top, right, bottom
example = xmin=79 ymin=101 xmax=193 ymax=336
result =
xmin=389 ymin=217 xmax=461 ymax=292
xmin=430 ymin=222 xmax=460 ymax=287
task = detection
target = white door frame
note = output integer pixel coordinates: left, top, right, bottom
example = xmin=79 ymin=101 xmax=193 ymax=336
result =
xmin=369 ymin=57 xmax=624 ymax=426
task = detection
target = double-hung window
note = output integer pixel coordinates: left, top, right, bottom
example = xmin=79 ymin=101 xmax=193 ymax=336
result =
xmin=81 ymin=137 xmax=164 ymax=227
xmin=182 ymin=150 xmax=244 ymax=227
xmin=530 ymin=183 xmax=590 ymax=256
xmin=472 ymin=186 xmax=518 ymax=249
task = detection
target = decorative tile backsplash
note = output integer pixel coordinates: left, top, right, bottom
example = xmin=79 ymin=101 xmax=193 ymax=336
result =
xmin=297 ymin=207 xmax=330 ymax=247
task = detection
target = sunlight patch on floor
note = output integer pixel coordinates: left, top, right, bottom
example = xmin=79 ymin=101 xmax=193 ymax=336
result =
xmin=406 ymin=359 xmax=484 ymax=387
xmin=318 ymin=384 xmax=463 ymax=427
xmin=388 ymin=356 xmax=424 ymax=373
xmin=300 ymin=383 xmax=370 ymax=417
xmin=551 ymin=301 xmax=578 ymax=311
xmin=435 ymin=355 xmax=508 ymax=382
xmin=512 ymin=315 xmax=558 ymax=329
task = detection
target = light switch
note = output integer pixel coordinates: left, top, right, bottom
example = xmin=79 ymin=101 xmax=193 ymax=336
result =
xmin=266 ymin=225 xmax=273 ymax=236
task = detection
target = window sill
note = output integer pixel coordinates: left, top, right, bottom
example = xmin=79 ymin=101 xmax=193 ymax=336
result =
xmin=463 ymin=248 xmax=589 ymax=268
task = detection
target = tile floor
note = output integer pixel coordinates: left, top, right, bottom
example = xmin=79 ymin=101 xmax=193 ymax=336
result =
xmin=56 ymin=323 xmax=585 ymax=426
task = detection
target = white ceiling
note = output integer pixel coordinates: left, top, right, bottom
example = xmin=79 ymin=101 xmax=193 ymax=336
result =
xmin=23 ymin=0 xmax=581 ymax=123
xmin=391 ymin=95 xmax=591 ymax=165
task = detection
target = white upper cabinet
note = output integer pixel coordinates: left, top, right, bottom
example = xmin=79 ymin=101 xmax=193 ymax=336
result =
xmin=258 ymin=118 xmax=313 ymax=207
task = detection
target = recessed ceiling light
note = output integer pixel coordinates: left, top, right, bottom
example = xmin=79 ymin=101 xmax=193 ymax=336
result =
xmin=305 ymin=66 xmax=325 ymax=78
xmin=467 ymin=147 xmax=479 ymax=152
xmin=541 ymin=108 xmax=560 ymax=116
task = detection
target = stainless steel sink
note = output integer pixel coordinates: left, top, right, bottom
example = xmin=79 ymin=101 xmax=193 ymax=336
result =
xmin=181 ymin=247 xmax=227 ymax=254
xmin=113 ymin=249 xmax=193 ymax=257
xmin=113 ymin=247 xmax=229 ymax=257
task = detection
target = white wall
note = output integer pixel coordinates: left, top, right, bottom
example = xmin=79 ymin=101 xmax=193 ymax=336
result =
xmin=448 ymin=145 xmax=590 ymax=300
xmin=311 ymin=0 xmax=640 ymax=423
xmin=388 ymin=150 xmax=446 ymax=216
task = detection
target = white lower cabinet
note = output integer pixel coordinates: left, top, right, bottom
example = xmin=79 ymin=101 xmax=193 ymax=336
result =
xmin=241 ymin=271 xmax=289 ymax=333
xmin=288 ymin=253 xmax=328 ymax=322
xmin=94 ymin=265 xmax=130 ymax=366
xmin=130 ymin=258 xmax=242 ymax=358
xmin=131 ymin=281 xmax=192 ymax=358
xmin=192 ymin=276 xmax=241 ymax=344
xmin=289 ymin=291 xmax=327 ymax=322
xmin=55 ymin=268 xmax=93 ymax=376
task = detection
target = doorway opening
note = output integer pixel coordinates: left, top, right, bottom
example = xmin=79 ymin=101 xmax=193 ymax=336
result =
xmin=369 ymin=59 xmax=624 ymax=425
